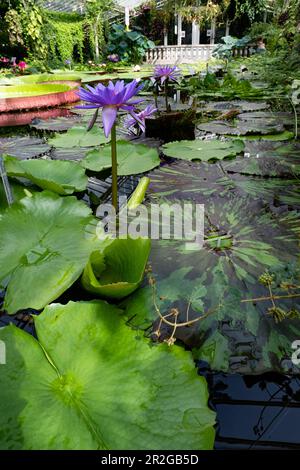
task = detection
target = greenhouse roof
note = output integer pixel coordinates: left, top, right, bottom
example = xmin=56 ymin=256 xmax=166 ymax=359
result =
xmin=42 ymin=0 xmax=147 ymax=14
xmin=42 ymin=1 xmax=85 ymax=13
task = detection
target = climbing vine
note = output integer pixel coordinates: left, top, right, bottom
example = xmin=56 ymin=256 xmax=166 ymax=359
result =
xmin=46 ymin=12 xmax=85 ymax=63
xmin=2 ymin=2 xmax=98 ymax=63
xmin=3 ymin=0 xmax=47 ymax=58
xmin=4 ymin=8 xmax=24 ymax=46
xmin=234 ymin=0 xmax=267 ymax=23
xmin=19 ymin=1 xmax=48 ymax=59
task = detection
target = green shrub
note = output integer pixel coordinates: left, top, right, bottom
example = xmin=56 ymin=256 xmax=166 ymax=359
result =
xmin=248 ymin=22 xmax=288 ymax=52
xmin=106 ymin=24 xmax=155 ymax=64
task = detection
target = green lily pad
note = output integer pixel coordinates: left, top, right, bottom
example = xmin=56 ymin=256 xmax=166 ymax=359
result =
xmin=0 ymin=191 xmax=100 ymax=314
xmin=81 ymin=140 xmax=161 ymax=175
xmin=0 ymin=300 xmax=216 ymax=450
xmin=82 ymin=237 xmax=151 ymax=299
xmin=48 ymin=126 xmax=109 ymax=148
xmin=161 ymin=139 xmax=244 ymax=162
xmin=3 ymin=155 xmax=88 ymax=195
xmin=0 ymin=181 xmax=38 ymax=210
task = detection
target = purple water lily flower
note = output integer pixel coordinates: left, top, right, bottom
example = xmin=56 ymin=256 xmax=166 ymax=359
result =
xmin=107 ymin=54 xmax=119 ymax=63
xmin=153 ymin=65 xmax=181 ymax=85
xmin=124 ymin=104 xmax=157 ymax=133
xmin=77 ymin=80 xmax=144 ymax=137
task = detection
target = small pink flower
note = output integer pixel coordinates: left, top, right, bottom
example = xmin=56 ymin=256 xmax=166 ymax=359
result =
xmin=18 ymin=61 xmax=27 ymax=70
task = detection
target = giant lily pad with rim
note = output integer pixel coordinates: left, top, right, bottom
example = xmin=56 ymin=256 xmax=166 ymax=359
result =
xmin=0 ymin=83 xmax=72 ymax=98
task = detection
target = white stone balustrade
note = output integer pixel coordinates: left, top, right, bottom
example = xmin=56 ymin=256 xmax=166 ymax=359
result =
xmin=145 ymin=45 xmax=216 ymax=64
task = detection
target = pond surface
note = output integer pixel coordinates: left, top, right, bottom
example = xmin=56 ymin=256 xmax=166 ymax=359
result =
xmin=0 ymin=97 xmax=299 ymax=449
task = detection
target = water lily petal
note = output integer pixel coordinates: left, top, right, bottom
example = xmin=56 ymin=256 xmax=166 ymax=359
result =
xmin=102 ymin=106 xmax=118 ymax=137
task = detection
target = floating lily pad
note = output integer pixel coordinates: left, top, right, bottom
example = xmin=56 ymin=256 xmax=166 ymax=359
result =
xmin=217 ymin=173 xmax=300 ymax=208
xmin=122 ymin=189 xmax=300 ymax=375
xmin=193 ymin=261 xmax=300 ymax=374
xmin=223 ymin=153 xmax=300 ymax=177
xmin=204 ymin=100 xmax=270 ymax=113
xmin=81 ymin=140 xmax=161 ymax=175
xmin=8 ymin=73 xmax=82 ymax=85
xmin=161 ymin=139 xmax=244 ymax=162
xmin=237 ymin=111 xmax=294 ymax=126
xmin=51 ymin=147 xmax=91 ymax=161
xmin=0 ymin=300 xmax=216 ymax=450
xmin=155 ymin=198 xmax=297 ymax=283
xmin=197 ymin=120 xmax=284 ymax=136
xmin=243 ymin=139 xmax=289 ymax=155
xmin=0 ymin=83 xmax=72 ymax=98
xmin=148 ymin=160 xmax=226 ymax=201
xmin=3 ymin=155 xmax=88 ymax=195
xmin=0 ymin=191 xmax=100 ymax=314
xmin=0 ymin=137 xmax=50 ymax=159
xmin=48 ymin=125 xmax=109 ymax=148
xmin=147 ymin=159 xmax=300 ymax=208
xmin=239 ymin=131 xmax=294 ymax=141
xmin=82 ymin=238 xmax=151 ymax=299
xmin=257 ymin=141 xmax=300 ymax=156
xmin=30 ymin=116 xmax=81 ymax=132
xmin=0 ymin=181 xmax=38 ymax=210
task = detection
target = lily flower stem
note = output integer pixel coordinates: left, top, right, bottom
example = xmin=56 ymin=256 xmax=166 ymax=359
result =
xmin=164 ymin=80 xmax=169 ymax=112
xmin=154 ymin=92 xmax=158 ymax=112
xmin=111 ymin=123 xmax=118 ymax=210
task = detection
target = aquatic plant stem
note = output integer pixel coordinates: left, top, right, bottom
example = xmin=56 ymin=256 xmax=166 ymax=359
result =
xmin=154 ymin=91 xmax=159 ymax=112
xmin=289 ymin=97 xmax=298 ymax=140
xmin=164 ymin=80 xmax=169 ymax=112
xmin=150 ymin=278 xmax=216 ymax=328
xmin=241 ymin=293 xmax=300 ymax=303
xmin=0 ymin=156 xmax=13 ymax=206
xmin=111 ymin=123 xmax=118 ymax=210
